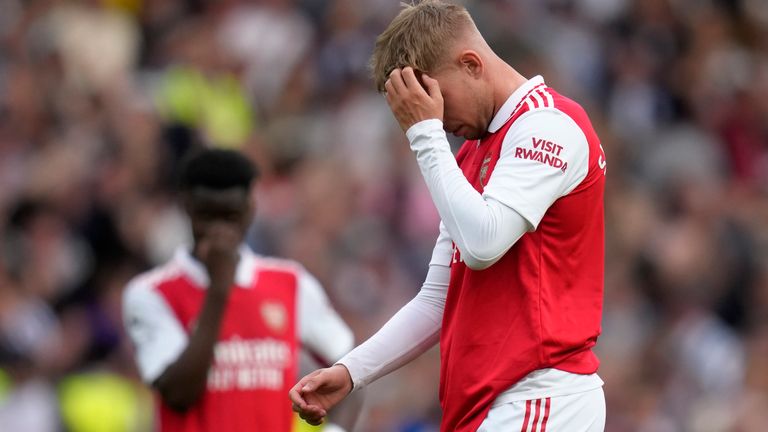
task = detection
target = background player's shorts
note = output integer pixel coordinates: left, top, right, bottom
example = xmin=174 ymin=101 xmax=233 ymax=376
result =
xmin=478 ymin=387 xmax=605 ymax=432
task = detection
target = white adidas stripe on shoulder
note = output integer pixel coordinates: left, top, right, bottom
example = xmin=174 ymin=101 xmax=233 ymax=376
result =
xmin=530 ymin=90 xmax=545 ymax=108
xmin=521 ymin=86 xmax=555 ymax=113
xmin=524 ymin=99 xmax=535 ymax=111
xmin=539 ymin=87 xmax=555 ymax=107
xmin=509 ymin=85 xmax=555 ymax=121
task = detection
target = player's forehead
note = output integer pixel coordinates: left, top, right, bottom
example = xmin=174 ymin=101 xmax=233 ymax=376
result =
xmin=185 ymin=187 xmax=249 ymax=212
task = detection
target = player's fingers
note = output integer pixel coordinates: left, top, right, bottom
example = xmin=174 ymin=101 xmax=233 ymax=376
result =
xmin=298 ymin=406 xmax=326 ymax=423
xmin=208 ymin=223 xmax=240 ymax=246
xmin=304 ymin=415 xmax=324 ymax=427
xmin=194 ymin=239 xmax=210 ymax=261
xmin=288 ymin=386 xmax=308 ymax=410
xmin=388 ymin=68 xmax=406 ymax=94
xmin=401 ymin=67 xmax=425 ymax=94
xmin=421 ymin=74 xmax=443 ymax=101
xmin=384 ymin=78 xmax=394 ymax=96
xmin=301 ymin=376 xmax=324 ymax=394
xmin=289 ymin=371 xmax=319 ymax=407
xmin=384 ymin=89 xmax=395 ymax=108
xmin=299 ymin=404 xmax=326 ymax=417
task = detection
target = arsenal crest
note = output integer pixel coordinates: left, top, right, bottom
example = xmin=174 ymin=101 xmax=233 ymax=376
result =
xmin=260 ymin=301 xmax=287 ymax=333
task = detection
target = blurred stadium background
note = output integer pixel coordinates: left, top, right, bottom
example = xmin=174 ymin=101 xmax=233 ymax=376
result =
xmin=0 ymin=0 xmax=767 ymax=430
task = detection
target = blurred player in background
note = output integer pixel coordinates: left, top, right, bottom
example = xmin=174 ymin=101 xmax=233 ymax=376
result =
xmin=123 ymin=149 xmax=359 ymax=432
xmin=291 ymin=1 xmax=607 ymax=431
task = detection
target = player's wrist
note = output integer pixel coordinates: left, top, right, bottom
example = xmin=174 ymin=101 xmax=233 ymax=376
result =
xmin=331 ymin=363 xmax=354 ymax=394
xmin=405 ymin=118 xmax=444 ymax=143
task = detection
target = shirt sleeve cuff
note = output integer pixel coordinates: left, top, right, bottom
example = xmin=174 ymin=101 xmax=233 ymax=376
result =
xmin=334 ymin=359 xmax=363 ymax=391
xmin=405 ymin=119 xmax=444 ymax=143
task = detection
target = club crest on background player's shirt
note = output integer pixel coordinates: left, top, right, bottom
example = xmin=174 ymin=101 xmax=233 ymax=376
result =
xmin=261 ymin=301 xmax=287 ymax=333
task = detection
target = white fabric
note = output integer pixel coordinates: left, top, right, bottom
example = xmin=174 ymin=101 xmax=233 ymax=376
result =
xmin=407 ymin=120 xmax=530 ymax=270
xmin=339 ymin=75 xmax=601 ymax=403
xmin=123 ymin=263 xmax=189 ymax=383
xmin=481 ymin=109 xmax=590 ymax=228
xmin=339 ymin=223 xmax=452 ymax=389
xmin=478 ymin=387 xmax=606 ymax=432
xmin=493 ymin=369 xmax=603 ymax=405
xmin=122 ymin=246 xmax=353 ymax=384
xmin=406 ymin=103 xmax=590 ymax=239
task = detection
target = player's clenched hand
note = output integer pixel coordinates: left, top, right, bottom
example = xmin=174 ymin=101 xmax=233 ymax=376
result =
xmin=385 ymin=66 xmax=443 ymax=132
xmin=289 ymin=365 xmax=353 ymax=426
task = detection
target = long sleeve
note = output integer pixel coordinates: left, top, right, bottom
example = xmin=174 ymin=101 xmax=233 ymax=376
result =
xmin=405 ymin=111 xmax=589 ymax=270
xmin=336 ymin=224 xmax=453 ymax=390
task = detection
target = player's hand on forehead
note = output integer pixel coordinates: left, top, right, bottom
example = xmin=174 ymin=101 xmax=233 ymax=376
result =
xmin=384 ymin=66 xmax=444 ymax=132
xmin=385 ymin=67 xmax=422 ymax=93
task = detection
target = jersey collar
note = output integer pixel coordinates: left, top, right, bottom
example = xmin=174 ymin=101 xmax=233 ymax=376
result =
xmin=487 ymin=75 xmax=546 ymax=134
xmin=173 ymin=245 xmax=258 ymax=288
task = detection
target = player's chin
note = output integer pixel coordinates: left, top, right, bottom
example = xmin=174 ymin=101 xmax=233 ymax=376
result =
xmin=461 ymin=128 xmax=483 ymax=140
xmin=448 ymin=125 xmax=477 ymax=140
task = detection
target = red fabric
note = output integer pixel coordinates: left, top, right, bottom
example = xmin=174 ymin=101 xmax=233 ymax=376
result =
xmin=520 ymin=400 xmax=532 ymax=432
xmin=541 ymin=398 xmax=551 ymax=432
xmin=153 ymin=269 xmax=299 ymax=432
xmin=440 ymin=88 xmax=605 ymax=432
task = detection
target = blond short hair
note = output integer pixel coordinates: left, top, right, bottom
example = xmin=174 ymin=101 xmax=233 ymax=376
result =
xmin=370 ymin=1 xmax=474 ymax=92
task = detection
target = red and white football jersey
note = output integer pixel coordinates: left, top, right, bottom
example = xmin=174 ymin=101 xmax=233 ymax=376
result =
xmin=438 ymin=76 xmax=606 ymax=431
xmin=336 ymin=76 xmax=605 ymax=431
xmin=123 ymin=246 xmax=353 ymax=432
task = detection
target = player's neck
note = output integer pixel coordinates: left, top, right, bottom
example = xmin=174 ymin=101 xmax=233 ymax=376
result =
xmin=491 ymin=63 xmax=528 ymax=120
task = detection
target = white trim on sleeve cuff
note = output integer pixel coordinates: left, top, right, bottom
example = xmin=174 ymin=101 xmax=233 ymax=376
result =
xmin=406 ymin=119 xmax=444 ymax=143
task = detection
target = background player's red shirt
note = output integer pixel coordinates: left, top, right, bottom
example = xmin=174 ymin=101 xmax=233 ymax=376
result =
xmin=155 ymin=267 xmax=298 ymax=432
xmin=123 ymin=248 xmax=353 ymax=432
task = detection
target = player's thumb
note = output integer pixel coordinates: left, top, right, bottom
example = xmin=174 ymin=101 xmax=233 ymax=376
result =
xmin=421 ymin=74 xmax=442 ymax=101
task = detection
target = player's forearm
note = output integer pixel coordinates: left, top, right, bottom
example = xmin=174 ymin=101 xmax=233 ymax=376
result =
xmin=154 ymin=288 xmax=229 ymax=411
xmin=406 ymin=120 xmax=527 ymax=269
xmin=336 ymin=264 xmax=448 ymax=389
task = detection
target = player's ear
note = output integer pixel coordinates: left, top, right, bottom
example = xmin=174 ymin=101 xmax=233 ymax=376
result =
xmin=458 ymin=50 xmax=483 ymax=79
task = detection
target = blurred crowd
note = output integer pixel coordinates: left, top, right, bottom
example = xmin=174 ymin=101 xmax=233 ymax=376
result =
xmin=0 ymin=0 xmax=767 ymax=430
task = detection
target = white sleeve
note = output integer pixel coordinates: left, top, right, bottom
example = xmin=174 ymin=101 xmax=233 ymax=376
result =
xmin=405 ymin=112 xmax=588 ymax=269
xmin=481 ymin=109 xmax=589 ymax=226
xmin=337 ymin=224 xmax=452 ymax=390
xmin=297 ymin=269 xmax=354 ymax=365
xmin=122 ymin=278 xmax=188 ymax=384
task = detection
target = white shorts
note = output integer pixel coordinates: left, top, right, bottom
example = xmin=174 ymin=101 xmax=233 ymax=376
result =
xmin=477 ymin=387 xmax=605 ymax=432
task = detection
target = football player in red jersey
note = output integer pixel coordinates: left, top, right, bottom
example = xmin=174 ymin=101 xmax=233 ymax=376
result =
xmin=124 ymin=149 xmax=361 ymax=432
xmin=291 ymin=1 xmax=607 ymax=431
